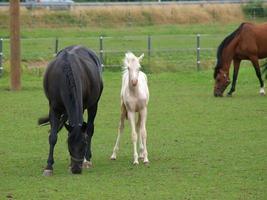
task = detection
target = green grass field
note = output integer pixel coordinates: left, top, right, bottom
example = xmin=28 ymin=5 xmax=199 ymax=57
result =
xmin=0 ymin=66 xmax=266 ymax=199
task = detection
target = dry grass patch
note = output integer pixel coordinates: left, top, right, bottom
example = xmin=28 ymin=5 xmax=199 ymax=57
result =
xmin=0 ymin=4 xmax=245 ymax=28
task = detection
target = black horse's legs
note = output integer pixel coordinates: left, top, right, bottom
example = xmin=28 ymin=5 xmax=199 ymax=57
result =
xmin=250 ymin=56 xmax=265 ymax=95
xmin=83 ymin=104 xmax=98 ymax=168
xmin=228 ymin=59 xmax=241 ymax=96
xmin=43 ymin=108 xmax=60 ymax=176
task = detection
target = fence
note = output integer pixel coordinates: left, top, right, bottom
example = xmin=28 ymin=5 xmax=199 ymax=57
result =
xmin=0 ymin=34 xmax=225 ymax=75
xmin=0 ymin=38 xmax=2 ymax=76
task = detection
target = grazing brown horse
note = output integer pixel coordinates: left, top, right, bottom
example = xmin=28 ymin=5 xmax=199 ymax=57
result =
xmin=214 ymin=22 xmax=267 ymax=97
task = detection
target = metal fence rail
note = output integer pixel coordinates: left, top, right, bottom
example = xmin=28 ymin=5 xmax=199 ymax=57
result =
xmin=0 ymin=34 xmax=224 ymax=75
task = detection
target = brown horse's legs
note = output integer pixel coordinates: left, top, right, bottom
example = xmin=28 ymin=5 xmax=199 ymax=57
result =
xmin=228 ymin=59 xmax=241 ymax=96
xmin=250 ymin=56 xmax=265 ymax=89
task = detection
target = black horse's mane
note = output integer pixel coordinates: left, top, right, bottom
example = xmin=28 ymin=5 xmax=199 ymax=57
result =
xmin=213 ymin=23 xmax=245 ymax=79
xmin=62 ymin=52 xmax=76 ymax=91
xmin=61 ymin=51 xmax=78 ymax=127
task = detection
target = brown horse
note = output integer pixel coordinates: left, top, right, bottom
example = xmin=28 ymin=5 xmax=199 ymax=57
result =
xmin=213 ymin=22 xmax=267 ymax=97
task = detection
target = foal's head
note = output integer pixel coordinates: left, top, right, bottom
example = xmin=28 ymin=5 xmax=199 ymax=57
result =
xmin=65 ymin=122 xmax=87 ymax=174
xmin=123 ymin=52 xmax=144 ymax=87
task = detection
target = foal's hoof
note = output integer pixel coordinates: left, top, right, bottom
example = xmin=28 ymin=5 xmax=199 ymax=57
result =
xmin=82 ymin=161 xmax=92 ymax=169
xmin=226 ymin=93 xmax=232 ymax=97
xmin=43 ymin=169 xmax=53 ymax=176
xmin=143 ymin=158 xmax=149 ymax=165
xmin=133 ymin=161 xmax=139 ymax=165
xmin=110 ymin=155 xmax=116 ymax=160
xmin=260 ymin=88 xmax=265 ymax=96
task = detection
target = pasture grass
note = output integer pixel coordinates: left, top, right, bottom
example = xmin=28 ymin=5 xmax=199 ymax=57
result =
xmin=0 ymin=67 xmax=266 ymax=199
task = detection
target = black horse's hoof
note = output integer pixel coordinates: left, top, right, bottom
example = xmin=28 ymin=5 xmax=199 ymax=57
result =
xmin=43 ymin=169 xmax=53 ymax=176
xmin=227 ymin=93 xmax=232 ymax=97
xmin=82 ymin=161 xmax=92 ymax=169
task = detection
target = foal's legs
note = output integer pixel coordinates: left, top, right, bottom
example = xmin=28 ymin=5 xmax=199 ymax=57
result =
xmin=136 ymin=113 xmax=144 ymax=159
xmin=83 ymin=104 xmax=98 ymax=168
xmin=110 ymin=103 xmax=127 ymax=160
xmin=128 ymin=111 xmax=139 ymax=165
xmin=139 ymin=108 xmax=149 ymax=164
xmin=250 ymin=56 xmax=265 ymax=95
xmin=227 ymin=59 xmax=241 ymax=96
xmin=43 ymin=108 xmax=61 ymax=176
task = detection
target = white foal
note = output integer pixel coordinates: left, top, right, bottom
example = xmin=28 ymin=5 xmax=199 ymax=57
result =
xmin=111 ymin=52 xmax=149 ymax=165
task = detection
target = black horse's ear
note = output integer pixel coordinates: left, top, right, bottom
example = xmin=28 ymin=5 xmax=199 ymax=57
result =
xmin=64 ymin=123 xmax=72 ymax=132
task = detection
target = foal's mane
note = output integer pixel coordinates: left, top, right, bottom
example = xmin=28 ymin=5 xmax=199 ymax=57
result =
xmin=122 ymin=52 xmax=140 ymax=74
xmin=213 ymin=23 xmax=246 ymax=79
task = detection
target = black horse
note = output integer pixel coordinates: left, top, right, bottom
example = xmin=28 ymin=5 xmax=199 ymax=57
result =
xmin=38 ymin=45 xmax=103 ymax=175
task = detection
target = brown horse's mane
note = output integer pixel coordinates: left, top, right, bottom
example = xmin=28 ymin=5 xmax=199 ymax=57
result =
xmin=213 ymin=23 xmax=246 ymax=79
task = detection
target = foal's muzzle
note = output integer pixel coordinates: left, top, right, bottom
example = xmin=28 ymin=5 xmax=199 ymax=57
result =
xmin=131 ymin=79 xmax=138 ymax=87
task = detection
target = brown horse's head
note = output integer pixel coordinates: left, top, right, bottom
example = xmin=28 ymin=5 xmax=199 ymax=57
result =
xmin=214 ymin=69 xmax=231 ymax=97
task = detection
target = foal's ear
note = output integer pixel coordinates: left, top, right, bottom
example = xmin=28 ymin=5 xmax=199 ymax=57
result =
xmin=138 ymin=53 xmax=144 ymax=62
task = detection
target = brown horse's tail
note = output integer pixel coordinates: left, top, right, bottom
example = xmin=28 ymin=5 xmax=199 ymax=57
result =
xmin=214 ymin=23 xmax=246 ymax=79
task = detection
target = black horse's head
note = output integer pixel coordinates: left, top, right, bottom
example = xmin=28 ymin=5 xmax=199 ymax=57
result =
xmin=65 ymin=122 xmax=87 ymax=174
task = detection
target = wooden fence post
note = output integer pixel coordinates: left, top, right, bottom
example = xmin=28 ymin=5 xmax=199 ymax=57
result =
xmin=10 ymin=0 xmax=21 ymax=90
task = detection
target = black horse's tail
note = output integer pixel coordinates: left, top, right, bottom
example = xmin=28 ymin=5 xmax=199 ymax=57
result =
xmin=38 ymin=116 xmax=50 ymax=126
xmin=214 ymin=23 xmax=246 ymax=79
xmin=38 ymin=114 xmax=68 ymax=132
